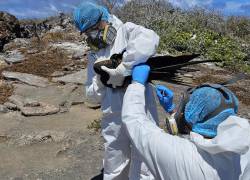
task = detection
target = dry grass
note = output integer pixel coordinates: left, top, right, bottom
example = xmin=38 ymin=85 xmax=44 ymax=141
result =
xmin=193 ymin=71 xmax=250 ymax=106
xmin=229 ymin=85 xmax=250 ymax=106
xmin=42 ymin=32 xmax=81 ymax=44
xmin=194 ymin=74 xmax=227 ymax=85
xmin=0 ymin=83 xmax=13 ymax=104
xmin=27 ymin=31 xmax=80 ymax=52
xmin=0 ymin=48 xmax=70 ymax=78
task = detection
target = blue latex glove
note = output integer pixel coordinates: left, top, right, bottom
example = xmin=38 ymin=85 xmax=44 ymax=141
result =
xmin=156 ymin=85 xmax=175 ymax=113
xmin=132 ymin=64 xmax=150 ymax=85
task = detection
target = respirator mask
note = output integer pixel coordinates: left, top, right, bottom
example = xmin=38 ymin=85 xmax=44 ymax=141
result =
xmin=86 ymin=25 xmax=117 ymax=51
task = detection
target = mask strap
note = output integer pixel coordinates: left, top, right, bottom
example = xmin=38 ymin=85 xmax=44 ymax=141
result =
xmin=166 ymin=113 xmax=178 ymax=135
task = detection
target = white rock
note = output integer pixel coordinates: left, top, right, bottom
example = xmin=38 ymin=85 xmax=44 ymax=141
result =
xmin=2 ymin=71 xmax=50 ymax=87
xmin=4 ymin=50 xmax=25 ymax=64
xmin=49 ymin=26 xmax=64 ymax=33
xmin=52 ymin=70 xmax=86 ymax=85
xmin=51 ymin=42 xmax=89 ymax=55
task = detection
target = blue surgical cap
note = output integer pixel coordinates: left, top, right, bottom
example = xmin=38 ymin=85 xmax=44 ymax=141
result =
xmin=184 ymin=87 xmax=238 ymax=138
xmin=73 ymin=2 xmax=110 ymax=33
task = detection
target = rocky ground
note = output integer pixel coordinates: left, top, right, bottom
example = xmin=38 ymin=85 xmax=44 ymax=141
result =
xmin=0 ymin=12 xmax=249 ymax=180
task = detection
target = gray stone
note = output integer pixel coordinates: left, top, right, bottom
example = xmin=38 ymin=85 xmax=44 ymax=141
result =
xmin=4 ymin=38 xmax=29 ymax=51
xmin=49 ymin=26 xmax=64 ymax=33
xmin=84 ymin=102 xmax=101 ymax=109
xmin=13 ymin=38 xmax=29 ymax=45
xmin=58 ymin=85 xmax=85 ymax=112
xmin=52 ymin=70 xmax=86 ymax=85
xmin=183 ymin=73 xmax=193 ymax=78
xmin=2 ymin=71 xmax=50 ymax=87
xmin=8 ymin=94 xmax=41 ymax=109
xmin=50 ymin=71 xmax=65 ymax=77
xmin=62 ymin=65 xmax=75 ymax=71
xmin=51 ymin=42 xmax=89 ymax=55
xmin=70 ymin=85 xmax=85 ymax=105
xmin=8 ymin=95 xmax=24 ymax=108
xmin=3 ymin=50 xmax=25 ymax=64
xmin=59 ymin=100 xmax=72 ymax=113
xmin=24 ymin=100 xmax=40 ymax=107
xmin=0 ymin=55 xmax=7 ymax=66
xmin=200 ymin=62 xmax=224 ymax=71
xmin=12 ymin=130 xmax=67 ymax=146
xmin=21 ymin=102 xmax=60 ymax=116
xmin=3 ymin=102 xmax=18 ymax=110
xmin=72 ymin=51 xmax=86 ymax=60
xmin=10 ymin=83 xmax=81 ymax=114
xmin=0 ymin=104 xmax=8 ymax=113
xmin=26 ymin=49 xmax=38 ymax=54
xmin=8 ymin=94 xmax=60 ymax=116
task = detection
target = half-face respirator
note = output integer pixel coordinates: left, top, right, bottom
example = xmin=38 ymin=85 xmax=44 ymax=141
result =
xmin=86 ymin=25 xmax=117 ymax=50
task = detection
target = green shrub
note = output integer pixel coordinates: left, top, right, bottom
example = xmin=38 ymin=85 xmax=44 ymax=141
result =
xmin=116 ymin=0 xmax=250 ymax=73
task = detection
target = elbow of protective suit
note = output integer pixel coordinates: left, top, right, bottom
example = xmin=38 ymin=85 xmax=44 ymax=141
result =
xmin=122 ymin=23 xmax=160 ymax=69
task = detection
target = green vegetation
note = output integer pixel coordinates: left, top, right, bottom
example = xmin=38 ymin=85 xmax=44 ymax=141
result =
xmin=87 ymin=119 xmax=101 ymax=132
xmin=116 ymin=0 xmax=250 ymax=73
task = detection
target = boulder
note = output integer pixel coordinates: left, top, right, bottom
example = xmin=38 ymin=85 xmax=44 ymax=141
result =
xmin=0 ymin=12 xmax=21 ymax=51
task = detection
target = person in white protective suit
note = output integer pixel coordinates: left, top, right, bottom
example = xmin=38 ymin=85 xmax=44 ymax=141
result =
xmin=73 ymin=2 xmax=159 ymax=179
xmin=122 ymin=64 xmax=250 ymax=180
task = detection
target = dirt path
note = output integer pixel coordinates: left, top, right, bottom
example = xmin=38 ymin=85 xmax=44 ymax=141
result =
xmin=0 ymin=104 xmax=103 ymax=180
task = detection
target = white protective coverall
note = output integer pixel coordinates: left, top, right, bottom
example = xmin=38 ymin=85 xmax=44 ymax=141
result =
xmin=85 ymin=15 xmax=159 ymax=179
xmin=122 ymin=82 xmax=250 ymax=180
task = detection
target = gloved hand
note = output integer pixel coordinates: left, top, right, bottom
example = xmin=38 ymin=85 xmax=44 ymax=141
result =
xmin=156 ymin=85 xmax=175 ymax=113
xmin=132 ymin=64 xmax=150 ymax=85
xmin=101 ymin=63 xmax=127 ymax=88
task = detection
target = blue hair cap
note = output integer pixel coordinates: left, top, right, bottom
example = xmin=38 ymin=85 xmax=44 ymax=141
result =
xmin=184 ymin=87 xmax=238 ymax=138
xmin=73 ymin=2 xmax=110 ymax=33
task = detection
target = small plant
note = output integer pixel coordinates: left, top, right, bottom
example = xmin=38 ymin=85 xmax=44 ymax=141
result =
xmin=87 ymin=119 xmax=101 ymax=132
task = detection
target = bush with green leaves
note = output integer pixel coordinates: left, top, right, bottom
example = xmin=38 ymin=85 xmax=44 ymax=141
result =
xmin=115 ymin=0 xmax=250 ymax=73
